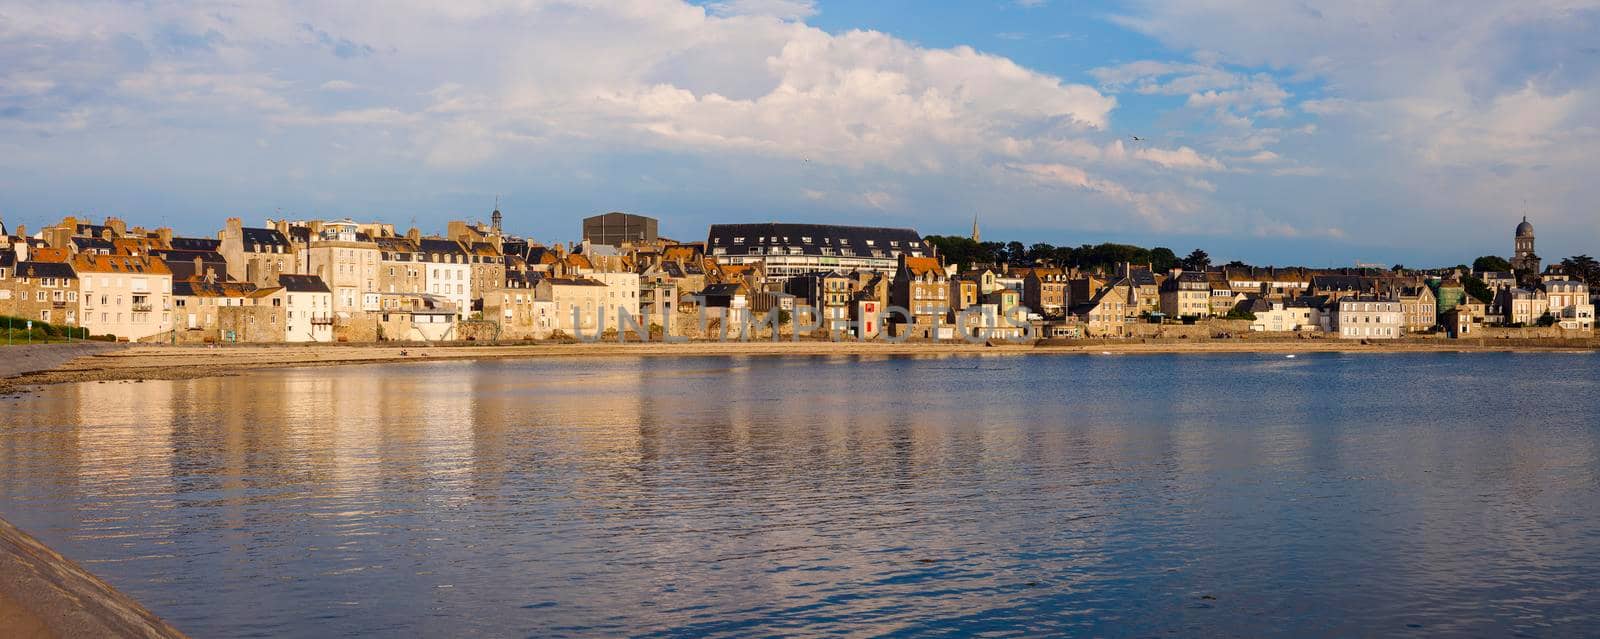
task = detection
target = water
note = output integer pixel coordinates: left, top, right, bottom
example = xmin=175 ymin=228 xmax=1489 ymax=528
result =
xmin=2 ymin=353 xmax=1599 ymax=637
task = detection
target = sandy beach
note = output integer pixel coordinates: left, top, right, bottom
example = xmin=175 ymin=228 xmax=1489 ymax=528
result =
xmin=1 ymin=337 xmax=1594 ymax=394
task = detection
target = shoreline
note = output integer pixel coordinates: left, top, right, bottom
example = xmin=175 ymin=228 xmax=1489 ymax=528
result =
xmin=1 ymin=338 xmax=1595 ymax=393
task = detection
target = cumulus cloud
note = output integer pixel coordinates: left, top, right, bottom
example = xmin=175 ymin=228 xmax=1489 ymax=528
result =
xmin=1112 ymin=0 xmax=1600 ymax=244
xmin=0 ymin=0 xmax=1175 ymax=234
xmin=705 ymin=0 xmax=817 ymax=19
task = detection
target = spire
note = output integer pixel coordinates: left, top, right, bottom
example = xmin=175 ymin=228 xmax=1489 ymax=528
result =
xmin=971 ymin=213 xmax=980 ymax=243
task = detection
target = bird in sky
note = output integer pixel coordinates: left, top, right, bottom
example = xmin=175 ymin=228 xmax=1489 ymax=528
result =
xmin=1130 ymin=136 xmax=1144 ymax=142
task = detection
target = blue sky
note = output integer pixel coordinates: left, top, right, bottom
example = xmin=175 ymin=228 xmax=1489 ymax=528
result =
xmin=1 ymin=0 xmax=1596 ymax=267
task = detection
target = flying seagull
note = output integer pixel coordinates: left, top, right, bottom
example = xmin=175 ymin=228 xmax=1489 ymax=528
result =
xmin=1130 ymin=136 xmax=1144 ymax=142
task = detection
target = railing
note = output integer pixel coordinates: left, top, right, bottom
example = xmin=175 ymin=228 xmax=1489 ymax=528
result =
xmin=310 ymin=316 xmax=335 ymax=325
xmin=131 ymin=304 xmax=153 ymax=312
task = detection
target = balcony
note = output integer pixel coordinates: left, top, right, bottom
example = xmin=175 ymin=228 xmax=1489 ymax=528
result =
xmin=310 ymin=316 xmax=335 ymax=326
xmin=131 ymin=303 xmax=154 ymax=312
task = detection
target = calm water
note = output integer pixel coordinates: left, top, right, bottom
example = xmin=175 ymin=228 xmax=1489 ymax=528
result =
xmin=3 ymin=353 xmax=1600 ymax=637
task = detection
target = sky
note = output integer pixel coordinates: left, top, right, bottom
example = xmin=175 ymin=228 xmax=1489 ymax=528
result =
xmin=1 ymin=0 xmax=1597 ymax=267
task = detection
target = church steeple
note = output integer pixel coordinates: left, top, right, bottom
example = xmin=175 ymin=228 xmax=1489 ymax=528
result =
xmin=971 ymin=213 xmax=980 ymax=243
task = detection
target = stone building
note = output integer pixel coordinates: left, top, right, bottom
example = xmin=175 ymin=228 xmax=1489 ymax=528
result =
xmin=72 ymin=254 xmax=173 ymax=341
xmin=890 ymin=254 xmax=949 ymax=339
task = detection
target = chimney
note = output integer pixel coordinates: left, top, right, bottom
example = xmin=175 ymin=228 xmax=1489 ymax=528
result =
xmin=157 ymin=227 xmax=173 ymax=246
xmin=204 ymin=267 xmax=216 ymax=284
xmin=105 ymin=217 xmax=126 ymax=236
xmin=406 ymin=227 xmax=420 ymax=241
xmin=193 ymin=256 xmax=203 ymax=276
xmin=225 ymin=217 xmax=243 ymax=242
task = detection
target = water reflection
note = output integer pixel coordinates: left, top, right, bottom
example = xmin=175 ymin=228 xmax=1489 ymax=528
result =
xmin=2 ymin=353 xmax=1599 ymax=637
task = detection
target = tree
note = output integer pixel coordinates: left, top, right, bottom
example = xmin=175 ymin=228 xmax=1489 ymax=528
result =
xmin=1461 ymin=275 xmax=1494 ymax=304
xmin=1473 ymin=255 xmax=1512 ymax=272
xmin=1148 ymin=247 xmax=1179 ymax=272
xmin=1561 ymin=255 xmax=1600 ymax=286
xmin=1005 ymin=241 xmax=1027 ymax=265
xmin=1224 ymin=308 xmax=1256 ymax=321
xmin=1224 ymin=260 xmax=1251 ymax=269
xmin=1391 ymin=264 xmax=1405 ymax=272
xmin=1181 ymin=249 xmax=1211 ymax=271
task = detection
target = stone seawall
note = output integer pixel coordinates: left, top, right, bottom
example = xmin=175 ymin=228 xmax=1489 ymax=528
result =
xmin=0 ymin=517 xmax=186 ymax=638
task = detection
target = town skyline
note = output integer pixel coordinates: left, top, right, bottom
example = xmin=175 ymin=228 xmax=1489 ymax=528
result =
xmin=0 ymin=207 xmax=1581 ymax=272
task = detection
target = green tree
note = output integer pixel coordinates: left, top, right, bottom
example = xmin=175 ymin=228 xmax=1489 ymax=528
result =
xmin=1473 ymin=255 xmax=1513 ymax=272
xmin=1561 ymin=255 xmax=1600 ymax=286
xmin=1148 ymin=247 xmax=1179 ymax=272
xmin=1181 ymin=249 xmax=1211 ymax=271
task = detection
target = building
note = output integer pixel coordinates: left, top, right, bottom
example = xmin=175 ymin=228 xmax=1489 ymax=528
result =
xmin=218 ymin=218 xmax=296 ymax=286
xmin=698 ymin=282 xmax=751 ymax=336
xmin=1159 ymin=271 xmax=1210 ymax=319
xmin=1544 ymin=279 xmax=1594 ymax=331
xmin=1249 ymin=298 xmax=1324 ymax=333
xmin=419 ymin=238 xmax=474 ymax=319
xmin=72 ymin=253 xmax=174 ymax=341
xmin=483 ymin=271 xmax=555 ymax=340
xmin=785 ymin=270 xmax=854 ymax=333
xmin=1392 ymin=285 xmax=1437 ymax=333
xmin=375 ymin=294 xmax=458 ymax=341
xmin=1512 ymin=216 xmax=1540 ymax=274
xmin=1331 ymin=295 xmax=1403 ymax=339
xmin=1021 ymin=268 xmax=1070 ymax=318
xmin=707 ymin=223 xmax=927 ymax=283
xmin=890 ymin=255 xmax=949 ymax=339
xmin=279 ymin=274 xmax=335 ymax=342
xmin=376 ymin=235 xmax=427 ymax=296
xmin=536 ymin=276 xmax=610 ymax=335
xmin=581 ymin=212 xmax=658 ymax=248
xmin=1494 ymin=287 xmax=1550 ymax=326
xmin=305 ymin=221 xmax=380 ymax=317
xmin=1068 ymin=277 xmax=1135 ymax=337
xmin=2 ymin=260 xmax=80 ymax=326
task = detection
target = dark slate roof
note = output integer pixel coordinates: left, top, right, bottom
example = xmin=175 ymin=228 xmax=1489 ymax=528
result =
xmin=503 ymin=270 xmax=537 ymax=287
xmin=0 ymin=251 xmax=14 ymax=268
xmin=706 ymin=223 xmax=926 ymax=258
xmin=243 ymin=227 xmax=291 ymax=249
xmin=288 ymin=227 xmax=312 ymax=244
xmin=1127 ymin=268 xmax=1158 ymax=286
xmin=419 ymin=238 xmax=468 ymax=256
xmin=1288 ymin=295 xmax=1330 ymax=309
xmin=71 ymin=236 xmax=114 ymax=251
xmin=375 ymin=236 xmax=420 ymax=257
xmin=1311 ymin=275 xmax=1367 ymax=291
xmin=163 ymin=254 xmax=228 ymax=283
xmin=15 ymin=261 xmax=77 ymax=279
xmin=278 ymin=274 xmax=331 ymax=293
xmin=170 ymin=237 xmax=222 ymax=252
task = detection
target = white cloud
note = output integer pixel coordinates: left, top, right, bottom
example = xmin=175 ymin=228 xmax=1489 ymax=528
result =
xmin=705 ymin=0 xmax=817 ymax=19
xmin=319 ymin=79 xmax=358 ymax=91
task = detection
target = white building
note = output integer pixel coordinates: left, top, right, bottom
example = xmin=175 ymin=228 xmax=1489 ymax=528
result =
xmin=1331 ymin=295 xmax=1404 ymax=339
xmin=279 ymin=274 xmax=335 ymax=342
xmin=419 ymin=239 xmax=474 ymax=320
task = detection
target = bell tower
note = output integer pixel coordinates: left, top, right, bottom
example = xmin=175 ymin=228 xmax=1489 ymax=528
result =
xmin=1512 ymin=216 xmax=1538 ymax=273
